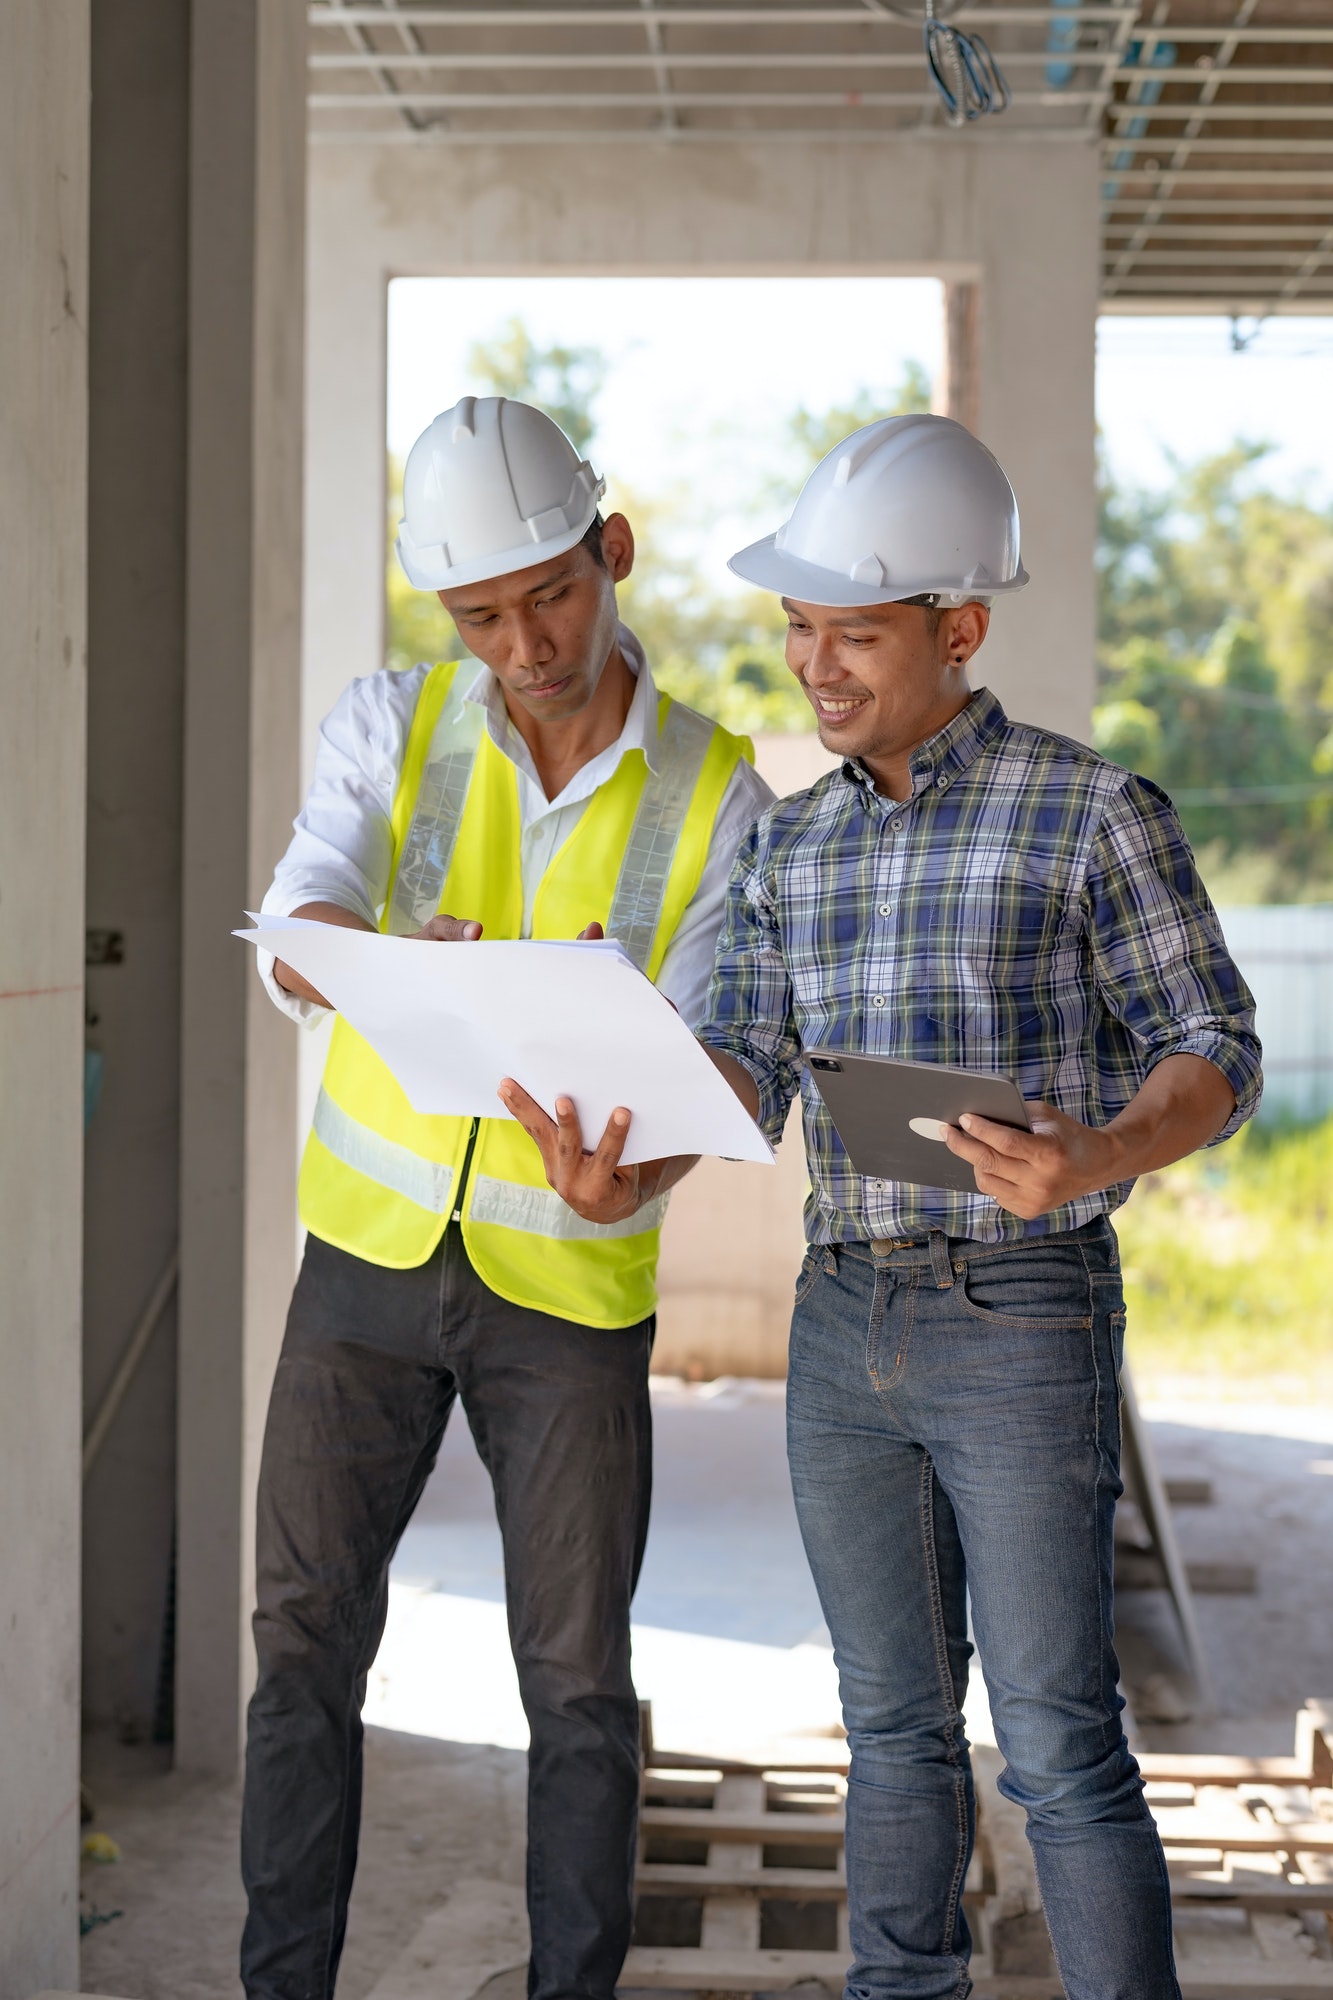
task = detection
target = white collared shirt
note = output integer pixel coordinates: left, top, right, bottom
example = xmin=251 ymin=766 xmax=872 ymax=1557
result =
xmin=258 ymin=626 xmax=775 ymax=1027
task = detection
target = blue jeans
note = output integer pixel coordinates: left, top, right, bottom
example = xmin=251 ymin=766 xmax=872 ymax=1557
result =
xmin=786 ymin=1218 xmax=1179 ymax=2000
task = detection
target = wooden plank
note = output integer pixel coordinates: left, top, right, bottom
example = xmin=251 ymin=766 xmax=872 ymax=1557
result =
xmin=640 ymin=1807 xmax=844 ymax=1844
xmin=1138 ymin=1701 xmax=1332 ymax=1789
xmin=638 ymin=1861 xmax=847 ymax=1896
xmin=1139 ymin=1753 xmax=1312 ymax=1787
xmin=1171 ymin=1880 xmax=1333 ymax=1912
xmin=701 ymin=1775 xmax=765 ymax=1952
xmin=621 ymin=1954 xmax=1333 ymax=1998
xmin=621 ymin=1945 xmax=848 ymax=1987
xmin=1156 ymin=1818 xmax=1333 ymax=1853
xmin=647 ymin=1750 xmax=849 ymax=1776
xmin=1174 ymin=1975 xmax=1333 ymax=1997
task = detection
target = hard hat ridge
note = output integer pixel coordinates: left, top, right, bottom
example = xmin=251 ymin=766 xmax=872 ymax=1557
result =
xmin=397 ymin=394 xmax=607 ymax=593
xmin=729 ymin=412 xmax=1028 ymax=609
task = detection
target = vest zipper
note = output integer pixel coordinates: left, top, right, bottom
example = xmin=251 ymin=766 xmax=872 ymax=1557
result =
xmin=450 ymin=1117 xmax=480 ymax=1227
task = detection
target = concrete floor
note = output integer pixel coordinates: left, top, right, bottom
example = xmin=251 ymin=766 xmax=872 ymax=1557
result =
xmin=80 ymin=1380 xmax=1333 ymax=1997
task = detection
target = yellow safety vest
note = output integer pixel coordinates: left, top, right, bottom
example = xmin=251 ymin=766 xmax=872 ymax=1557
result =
xmin=298 ymin=660 xmax=753 ymax=1328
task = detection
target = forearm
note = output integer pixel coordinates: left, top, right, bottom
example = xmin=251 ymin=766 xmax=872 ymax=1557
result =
xmin=949 ymin=1051 xmax=1237 ymax=1220
xmin=1099 ymin=1052 xmax=1236 ymax=1182
xmin=702 ymin=1043 xmax=762 ymax=1119
xmin=272 ymin=901 xmax=374 ymax=1007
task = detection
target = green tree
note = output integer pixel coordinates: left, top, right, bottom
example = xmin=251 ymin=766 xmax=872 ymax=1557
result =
xmin=385 ymin=454 xmax=464 ymax=675
xmin=1096 ymin=442 xmax=1333 ymax=893
xmin=466 ymin=316 xmax=607 ymax=454
xmin=776 ymin=364 xmax=934 ymax=501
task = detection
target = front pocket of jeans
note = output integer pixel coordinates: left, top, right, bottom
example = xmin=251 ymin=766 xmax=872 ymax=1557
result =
xmin=959 ymin=1251 xmax=1092 ymax=1329
xmin=794 ymin=1250 xmax=821 ymax=1307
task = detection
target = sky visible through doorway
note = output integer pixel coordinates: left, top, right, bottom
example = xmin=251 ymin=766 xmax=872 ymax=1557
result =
xmin=387 ymin=275 xmax=1333 ymax=599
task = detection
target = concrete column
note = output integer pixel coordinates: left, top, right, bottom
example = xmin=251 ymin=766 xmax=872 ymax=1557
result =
xmin=974 ymin=145 xmax=1101 ymax=742
xmin=941 ymin=280 xmax=981 ymax=435
xmin=82 ymin=0 xmax=190 ymax=1744
xmin=175 ymin=0 xmax=307 ymax=1778
xmin=0 ymin=5 xmax=89 ymax=1991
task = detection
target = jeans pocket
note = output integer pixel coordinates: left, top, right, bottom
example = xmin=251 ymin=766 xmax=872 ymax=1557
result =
xmin=794 ymin=1248 xmax=822 ymax=1308
xmin=958 ymin=1246 xmax=1093 ymax=1329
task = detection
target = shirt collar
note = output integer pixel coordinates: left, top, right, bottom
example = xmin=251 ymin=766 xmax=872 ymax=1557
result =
xmin=841 ymin=687 xmax=1008 ymax=802
xmin=462 ymin=621 xmax=661 ymax=792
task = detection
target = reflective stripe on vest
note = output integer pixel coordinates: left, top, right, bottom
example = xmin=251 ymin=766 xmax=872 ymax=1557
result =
xmin=298 ymin=658 xmax=754 ymax=1323
xmin=387 ymin=670 xmax=484 ymax=935
xmin=389 ymin=676 xmax=716 ymax=973
xmin=313 ymin=1090 xmax=454 ymax=1215
xmin=468 ymin=1174 xmax=669 ymax=1241
xmin=605 ymin=703 xmax=714 ymax=970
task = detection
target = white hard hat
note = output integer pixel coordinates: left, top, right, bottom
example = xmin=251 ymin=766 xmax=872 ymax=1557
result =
xmin=397 ymin=394 xmax=607 ymax=592
xmin=729 ymin=413 xmax=1028 ymax=608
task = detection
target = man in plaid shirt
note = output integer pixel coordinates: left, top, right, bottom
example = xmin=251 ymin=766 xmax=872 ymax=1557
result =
xmin=503 ymin=416 xmax=1260 ymax=2000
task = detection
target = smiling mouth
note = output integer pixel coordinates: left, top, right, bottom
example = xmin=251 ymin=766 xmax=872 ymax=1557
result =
xmin=807 ymin=688 xmax=871 ymax=724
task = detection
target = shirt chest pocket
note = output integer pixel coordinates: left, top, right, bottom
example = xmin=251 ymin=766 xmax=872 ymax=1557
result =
xmin=918 ymin=878 xmax=1071 ymax=1049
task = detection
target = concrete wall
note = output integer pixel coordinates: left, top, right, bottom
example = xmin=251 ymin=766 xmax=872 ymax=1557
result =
xmin=175 ymin=0 xmax=308 ymax=1779
xmin=0 ymin=6 xmax=89 ymax=1991
xmin=82 ymin=0 xmax=190 ymax=1743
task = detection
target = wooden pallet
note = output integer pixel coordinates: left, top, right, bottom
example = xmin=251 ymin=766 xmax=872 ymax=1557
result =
xmin=626 ymin=1707 xmax=1333 ymax=1994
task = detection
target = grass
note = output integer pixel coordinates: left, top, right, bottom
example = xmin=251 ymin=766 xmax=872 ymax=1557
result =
xmin=1116 ymin=1113 xmax=1333 ymax=1409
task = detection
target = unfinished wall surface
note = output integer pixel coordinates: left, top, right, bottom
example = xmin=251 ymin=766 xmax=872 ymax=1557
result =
xmin=82 ymin=0 xmax=191 ymax=1743
xmin=0 ymin=4 xmax=90 ymax=1992
xmin=175 ymin=0 xmax=308 ymax=1778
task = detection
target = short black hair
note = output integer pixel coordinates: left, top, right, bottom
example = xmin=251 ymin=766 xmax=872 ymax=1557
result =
xmin=580 ymin=511 xmax=608 ymax=570
xmin=900 ymin=591 xmax=943 ymax=636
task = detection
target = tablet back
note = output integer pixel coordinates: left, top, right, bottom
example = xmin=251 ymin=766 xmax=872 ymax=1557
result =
xmin=805 ymin=1050 xmax=1031 ymax=1194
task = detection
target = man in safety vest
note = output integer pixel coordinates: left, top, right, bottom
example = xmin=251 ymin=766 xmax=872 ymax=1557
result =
xmin=240 ymin=395 xmax=773 ymax=2000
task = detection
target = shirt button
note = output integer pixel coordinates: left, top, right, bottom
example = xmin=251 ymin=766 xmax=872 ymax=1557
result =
xmin=871 ymin=994 xmax=886 ymax=1007
xmin=890 ymin=817 xmax=904 ymax=832
xmin=937 ymin=774 xmax=950 ymax=790
xmin=878 ymin=902 xmax=893 ymax=917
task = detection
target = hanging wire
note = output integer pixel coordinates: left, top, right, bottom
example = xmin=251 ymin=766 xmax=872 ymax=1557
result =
xmin=922 ymin=0 xmax=1012 ymax=124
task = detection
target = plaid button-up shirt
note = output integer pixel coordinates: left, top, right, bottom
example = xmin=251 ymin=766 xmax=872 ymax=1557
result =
xmin=698 ymin=688 xmax=1262 ymax=1244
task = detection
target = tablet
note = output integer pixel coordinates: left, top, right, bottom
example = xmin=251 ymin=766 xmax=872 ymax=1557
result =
xmin=804 ymin=1050 xmax=1032 ymax=1193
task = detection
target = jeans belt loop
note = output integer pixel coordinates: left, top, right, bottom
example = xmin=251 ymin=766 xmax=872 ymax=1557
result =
xmin=929 ymin=1228 xmax=955 ymax=1290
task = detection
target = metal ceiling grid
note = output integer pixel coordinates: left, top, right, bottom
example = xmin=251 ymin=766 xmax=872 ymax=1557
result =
xmin=308 ymin=1 xmax=1139 ymax=143
xmin=307 ymin=1 xmax=1333 ymax=313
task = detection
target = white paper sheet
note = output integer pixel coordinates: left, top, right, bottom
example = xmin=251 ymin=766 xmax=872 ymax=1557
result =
xmin=237 ymin=917 xmax=773 ymax=1166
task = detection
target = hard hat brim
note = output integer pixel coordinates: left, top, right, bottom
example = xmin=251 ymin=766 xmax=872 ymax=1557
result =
xmin=397 ymin=506 xmax=600 ymax=595
xmin=727 ymin=533 xmax=1028 ymax=608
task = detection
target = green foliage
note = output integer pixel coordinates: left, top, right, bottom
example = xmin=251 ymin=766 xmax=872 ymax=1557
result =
xmin=1097 ymin=442 xmax=1333 ymax=895
xmin=385 ymin=455 xmax=466 ymax=675
xmin=773 ymin=365 xmax=934 ymax=505
xmin=465 ymin=316 xmax=607 ymax=454
xmin=788 ymin=364 xmax=933 ymax=465
xmin=1117 ymin=1115 xmax=1333 ymax=1405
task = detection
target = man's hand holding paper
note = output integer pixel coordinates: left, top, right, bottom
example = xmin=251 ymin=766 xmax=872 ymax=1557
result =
xmin=237 ymin=916 xmax=773 ymax=1169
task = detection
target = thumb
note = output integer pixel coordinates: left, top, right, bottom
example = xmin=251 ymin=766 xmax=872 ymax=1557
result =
xmin=578 ymin=920 xmax=606 ymax=941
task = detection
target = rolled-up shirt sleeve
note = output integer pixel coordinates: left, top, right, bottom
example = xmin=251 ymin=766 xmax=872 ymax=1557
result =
xmin=1085 ymin=773 xmax=1263 ymax=1140
xmin=696 ymin=819 xmax=805 ymax=1147
xmin=257 ymin=665 xmax=427 ymax=1025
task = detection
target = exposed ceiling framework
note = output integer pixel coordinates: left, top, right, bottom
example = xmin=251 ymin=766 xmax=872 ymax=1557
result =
xmin=308 ymin=1 xmax=1333 ymax=313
